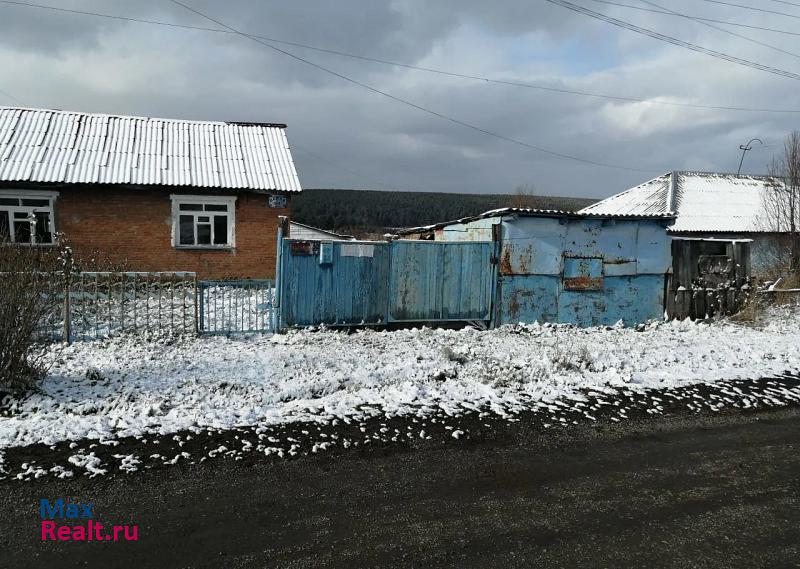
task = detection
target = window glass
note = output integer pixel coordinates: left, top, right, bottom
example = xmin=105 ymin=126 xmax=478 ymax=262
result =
xmin=0 ymin=211 xmax=9 ymax=242
xmin=34 ymin=211 xmax=52 ymax=244
xmin=22 ymin=198 xmax=49 ymax=207
xmin=173 ymin=197 xmax=234 ymax=248
xmin=213 ymin=216 xmax=228 ymax=245
xmin=0 ymin=194 xmax=56 ymax=245
xmin=197 ymin=223 xmax=211 ymax=245
xmin=179 ymin=215 xmax=195 ymax=245
xmin=14 ymin=217 xmax=31 ymax=244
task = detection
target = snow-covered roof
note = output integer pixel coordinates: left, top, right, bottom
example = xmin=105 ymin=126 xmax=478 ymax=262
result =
xmin=580 ymin=171 xmax=785 ymax=232
xmin=0 ymin=106 xmax=302 ymax=193
xmin=395 ymin=206 xmax=673 ymax=235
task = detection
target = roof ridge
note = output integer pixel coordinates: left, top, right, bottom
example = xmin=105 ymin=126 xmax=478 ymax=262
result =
xmin=579 ymin=172 xmax=671 ymax=213
xmin=0 ymin=106 xmax=287 ymax=129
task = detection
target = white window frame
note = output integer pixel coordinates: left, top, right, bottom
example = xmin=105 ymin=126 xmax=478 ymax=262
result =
xmin=0 ymin=189 xmax=59 ymax=246
xmin=170 ymin=194 xmax=237 ymax=249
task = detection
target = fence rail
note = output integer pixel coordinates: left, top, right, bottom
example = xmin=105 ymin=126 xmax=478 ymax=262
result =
xmin=36 ymin=271 xmax=198 ymax=342
xmin=30 ymin=272 xmax=277 ymax=342
xmin=198 ymin=279 xmax=275 ymax=334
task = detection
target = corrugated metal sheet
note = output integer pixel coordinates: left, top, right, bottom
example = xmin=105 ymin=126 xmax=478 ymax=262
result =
xmin=0 ymin=106 xmax=302 ymax=192
xmin=396 ymin=206 xmax=673 ymax=237
xmin=579 ymin=174 xmax=671 ymax=216
xmin=580 ymin=171 xmax=785 ymax=232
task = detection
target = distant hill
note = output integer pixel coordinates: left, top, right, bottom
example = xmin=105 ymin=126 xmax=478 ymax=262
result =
xmin=293 ymin=189 xmax=597 ymax=236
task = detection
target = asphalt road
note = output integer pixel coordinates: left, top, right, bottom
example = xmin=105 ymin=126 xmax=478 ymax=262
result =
xmin=2 ymin=402 xmax=799 ymax=569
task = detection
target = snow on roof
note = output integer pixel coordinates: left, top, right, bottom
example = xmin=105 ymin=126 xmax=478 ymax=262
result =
xmin=580 ymin=171 xmax=785 ymax=232
xmin=0 ymin=106 xmax=302 ymax=193
xmin=396 ymin=206 xmax=673 ymax=235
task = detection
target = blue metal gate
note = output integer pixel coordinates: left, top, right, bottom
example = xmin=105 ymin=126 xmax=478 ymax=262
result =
xmin=388 ymin=241 xmax=495 ymax=322
xmin=275 ymin=239 xmax=496 ymax=328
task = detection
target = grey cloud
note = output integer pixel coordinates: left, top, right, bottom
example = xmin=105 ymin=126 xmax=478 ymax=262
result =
xmin=0 ymin=0 xmax=799 ymax=199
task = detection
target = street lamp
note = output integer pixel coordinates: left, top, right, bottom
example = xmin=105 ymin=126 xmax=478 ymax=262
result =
xmin=737 ymin=137 xmax=763 ymax=175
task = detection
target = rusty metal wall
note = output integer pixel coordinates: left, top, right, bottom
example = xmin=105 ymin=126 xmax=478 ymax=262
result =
xmin=497 ymin=216 xmax=672 ymax=326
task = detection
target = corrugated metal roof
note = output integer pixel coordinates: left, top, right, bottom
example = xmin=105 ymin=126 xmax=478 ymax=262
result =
xmin=580 ymin=171 xmax=786 ymax=232
xmin=0 ymin=106 xmax=302 ymax=193
xmin=396 ymin=206 xmax=673 ymax=235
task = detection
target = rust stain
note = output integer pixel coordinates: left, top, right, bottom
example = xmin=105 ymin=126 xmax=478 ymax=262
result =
xmin=290 ymin=241 xmax=316 ymax=256
xmin=500 ymin=247 xmax=513 ymax=275
xmin=516 ymin=244 xmax=532 ymax=274
xmin=603 ymin=257 xmax=633 ymax=265
xmin=507 ymin=289 xmax=533 ymax=318
xmin=563 ymin=275 xmax=604 ymax=291
xmin=500 ymin=244 xmax=533 ymax=275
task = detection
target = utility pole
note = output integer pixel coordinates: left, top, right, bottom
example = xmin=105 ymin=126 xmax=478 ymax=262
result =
xmin=737 ymin=137 xmax=763 ymax=175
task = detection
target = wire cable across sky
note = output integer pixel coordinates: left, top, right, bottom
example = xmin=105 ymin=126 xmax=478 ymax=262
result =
xmin=543 ymin=0 xmax=800 ymax=81
xmin=165 ymin=0 xmax=657 ymax=173
xmin=2 ymin=0 xmax=800 ymax=114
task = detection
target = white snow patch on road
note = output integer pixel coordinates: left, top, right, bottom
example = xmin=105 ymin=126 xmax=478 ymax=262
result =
xmin=67 ymin=452 xmax=107 ymax=477
xmin=1 ymin=307 xmax=799 ymax=450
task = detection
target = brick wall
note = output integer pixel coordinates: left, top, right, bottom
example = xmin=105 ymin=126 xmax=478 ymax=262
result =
xmin=55 ymin=186 xmax=290 ymax=279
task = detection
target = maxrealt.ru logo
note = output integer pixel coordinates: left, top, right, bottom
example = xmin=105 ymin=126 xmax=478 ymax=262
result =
xmin=39 ymin=499 xmax=138 ymax=542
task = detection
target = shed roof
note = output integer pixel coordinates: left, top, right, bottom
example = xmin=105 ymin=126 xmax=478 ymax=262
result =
xmin=579 ymin=171 xmax=785 ymax=232
xmin=395 ymin=206 xmax=673 ymax=236
xmin=0 ymin=106 xmax=302 ymax=193
xmin=289 ymin=221 xmax=355 ymax=241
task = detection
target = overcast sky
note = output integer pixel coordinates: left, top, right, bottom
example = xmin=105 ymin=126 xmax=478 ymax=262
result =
xmin=1 ymin=0 xmax=799 ymax=198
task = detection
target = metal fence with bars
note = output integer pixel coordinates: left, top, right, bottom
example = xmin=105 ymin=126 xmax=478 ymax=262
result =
xmin=197 ymin=279 xmax=275 ymax=334
xmin=36 ymin=271 xmax=197 ymax=342
xmin=31 ymin=272 xmax=277 ymax=342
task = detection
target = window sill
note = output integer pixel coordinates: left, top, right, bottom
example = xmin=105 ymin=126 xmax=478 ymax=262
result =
xmin=174 ymin=245 xmax=235 ymax=252
xmin=1 ymin=242 xmax=59 ymax=248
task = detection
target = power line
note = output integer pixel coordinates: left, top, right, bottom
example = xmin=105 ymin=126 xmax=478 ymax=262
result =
xmin=543 ymin=0 xmax=800 ymax=80
xmin=765 ymin=0 xmax=800 ymax=8
xmin=165 ymin=0 xmax=656 ymax=173
xmin=695 ymin=0 xmax=800 ymax=20
xmin=3 ymin=0 xmax=800 ymax=115
xmin=291 ymin=143 xmax=393 ymax=190
xmin=637 ymin=0 xmax=800 ymax=61
xmin=587 ymin=0 xmax=800 ymax=37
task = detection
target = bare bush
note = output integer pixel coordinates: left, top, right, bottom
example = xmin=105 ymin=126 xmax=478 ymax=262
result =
xmin=763 ymin=131 xmax=800 ymax=275
xmin=509 ymin=183 xmax=538 ymax=209
xmin=0 ymin=235 xmax=71 ymax=395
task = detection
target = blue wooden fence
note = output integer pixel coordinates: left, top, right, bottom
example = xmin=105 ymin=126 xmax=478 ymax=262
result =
xmin=275 ymin=239 xmax=496 ymax=329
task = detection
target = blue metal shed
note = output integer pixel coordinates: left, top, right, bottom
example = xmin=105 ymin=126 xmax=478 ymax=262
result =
xmin=398 ymin=209 xmax=674 ymax=327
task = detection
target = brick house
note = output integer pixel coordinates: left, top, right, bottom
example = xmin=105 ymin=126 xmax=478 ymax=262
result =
xmin=0 ymin=106 xmax=302 ymax=279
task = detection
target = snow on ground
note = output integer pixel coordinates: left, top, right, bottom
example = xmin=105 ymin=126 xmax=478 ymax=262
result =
xmin=2 ymin=306 xmax=800 ymax=451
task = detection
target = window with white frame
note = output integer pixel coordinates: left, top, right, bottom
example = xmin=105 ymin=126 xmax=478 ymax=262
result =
xmin=0 ymin=191 xmax=58 ymax=245
xmin=171 ymin=195 xmax=236 ymax=248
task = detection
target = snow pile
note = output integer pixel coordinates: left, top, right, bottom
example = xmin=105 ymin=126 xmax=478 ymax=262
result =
xmin=1 ymin=307 xmax=799 ymax=450
xmin=67 ymin=452 xmax=107 ymax=477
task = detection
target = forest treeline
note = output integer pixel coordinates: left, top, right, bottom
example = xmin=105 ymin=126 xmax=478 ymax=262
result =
xmin=293 ymin=189 xmax=596 ymax=235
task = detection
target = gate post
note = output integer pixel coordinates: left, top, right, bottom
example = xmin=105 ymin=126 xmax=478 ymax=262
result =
xmin=273 ymin=216 xmax=289 ymax=331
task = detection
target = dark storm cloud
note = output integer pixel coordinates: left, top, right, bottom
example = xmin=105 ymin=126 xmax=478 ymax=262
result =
xmin=0 ymin=0 xmax=798 ymax=197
